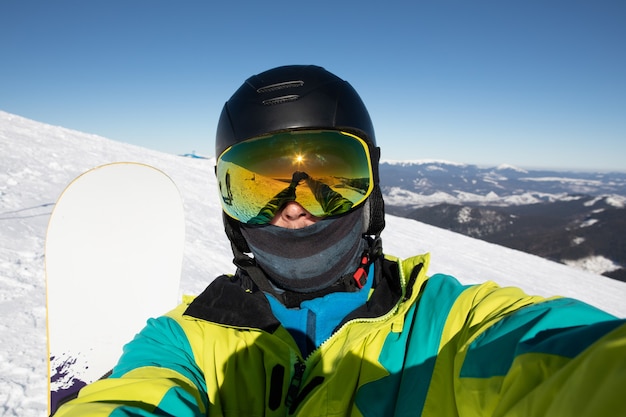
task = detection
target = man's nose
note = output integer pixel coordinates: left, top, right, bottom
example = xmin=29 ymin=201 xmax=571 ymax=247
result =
xmin=270 ymin=202 xmax=319 ymax=228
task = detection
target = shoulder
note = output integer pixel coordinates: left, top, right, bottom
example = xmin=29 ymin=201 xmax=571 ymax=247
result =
xmin=384 ymin=252 xmax=549 ymax=316
xmin=388 ymin=253 xmax=621 ymax=350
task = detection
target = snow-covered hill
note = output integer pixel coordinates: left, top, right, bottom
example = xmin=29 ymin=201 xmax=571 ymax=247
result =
xmin=380 ymin=159 xmax=626 ymax=280
xmin=1 ymin=110 xmax=625 ymax=416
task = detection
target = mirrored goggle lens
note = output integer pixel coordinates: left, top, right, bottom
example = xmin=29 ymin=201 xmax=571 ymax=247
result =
xmin=216 ymin=130 xmax=374 ymax=224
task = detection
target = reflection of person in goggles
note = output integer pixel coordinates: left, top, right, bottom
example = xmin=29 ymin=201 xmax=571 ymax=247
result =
xmin=219 ymin=169 xmax=233 ymax=206
xmin=247 ymin=171 xmax=354 ymax=224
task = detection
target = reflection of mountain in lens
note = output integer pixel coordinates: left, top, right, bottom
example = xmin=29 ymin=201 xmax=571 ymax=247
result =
xmin=331 ymin=176 xmax=370 ymax=195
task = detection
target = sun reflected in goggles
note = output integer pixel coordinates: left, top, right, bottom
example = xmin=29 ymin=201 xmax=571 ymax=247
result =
xmin=216 ymin=130 xmax=374 ymax=224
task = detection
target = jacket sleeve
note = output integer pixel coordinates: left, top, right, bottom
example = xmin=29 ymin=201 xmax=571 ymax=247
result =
xmin=357 ymin=268 xmax=626 ymax=417
xmin=435 ymin=274 xmax=626 ymax=416
xmin=55 ymin=304 xmax=208 ymax=417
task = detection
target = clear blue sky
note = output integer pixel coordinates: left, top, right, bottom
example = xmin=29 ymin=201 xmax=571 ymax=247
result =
xmin=2 ymin=0 xmax=625 ymax=172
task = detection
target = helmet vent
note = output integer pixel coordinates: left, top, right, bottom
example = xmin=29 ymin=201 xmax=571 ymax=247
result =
xmin=262 ymin=95 xmax=300 ymax=106
xmin=257 ymin=81 xmax=304 ymax=93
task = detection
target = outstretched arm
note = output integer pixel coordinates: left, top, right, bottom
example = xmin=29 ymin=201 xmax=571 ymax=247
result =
xmin=55 ymin=305 xmax=208 ymax=416
xmin=305 ymin=176 xmax=353 ymax=215
xmin=247 ymin=184 xmax=297 ymax=224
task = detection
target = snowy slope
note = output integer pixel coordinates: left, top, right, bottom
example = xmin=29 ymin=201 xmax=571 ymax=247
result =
xmin=1 ymin=110 xmax=625 ymax=416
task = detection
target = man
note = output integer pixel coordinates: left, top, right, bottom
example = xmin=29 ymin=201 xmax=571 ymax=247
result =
xmin=56 ymin=65 xmax=626 ymax=416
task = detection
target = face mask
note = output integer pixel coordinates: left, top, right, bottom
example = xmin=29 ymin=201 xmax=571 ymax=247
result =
xmin=240 ymin=208 xmax=366 ymax=293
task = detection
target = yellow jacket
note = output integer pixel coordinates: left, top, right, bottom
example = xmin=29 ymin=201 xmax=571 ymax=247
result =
xmin=56 ymin=253 xmax=626 ymax=416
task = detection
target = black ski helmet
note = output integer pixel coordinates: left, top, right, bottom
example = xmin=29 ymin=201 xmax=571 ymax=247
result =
xmin=216 ymin=65 xmax=385 ymax=252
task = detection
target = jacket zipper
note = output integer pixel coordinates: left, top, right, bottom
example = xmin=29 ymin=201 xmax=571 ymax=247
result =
xmin=282 ymin=260 xmax=418 ymax=411
xmin=285 ymin=360 xmax=306 ymax=409
xmin=307 ymin=271 xmax=411 ymax=361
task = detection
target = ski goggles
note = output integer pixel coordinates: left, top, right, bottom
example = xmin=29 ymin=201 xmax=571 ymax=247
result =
xmin=216 ymin=130 xmax=374 ymax=224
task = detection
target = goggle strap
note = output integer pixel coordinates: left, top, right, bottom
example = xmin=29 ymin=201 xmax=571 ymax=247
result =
xmin=370 ymin=145 xmax=382 ymax=183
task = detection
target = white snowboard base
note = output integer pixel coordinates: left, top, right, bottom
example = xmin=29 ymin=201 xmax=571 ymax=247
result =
xmin=46 ymin=162 xmax=185 ymax=414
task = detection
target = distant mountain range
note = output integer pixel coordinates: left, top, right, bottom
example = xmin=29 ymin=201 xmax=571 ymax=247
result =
xmin=379 ymin=161 xmax=626 ymax=282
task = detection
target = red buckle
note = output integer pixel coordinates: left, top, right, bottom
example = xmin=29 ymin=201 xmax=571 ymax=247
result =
xmin=353 ymin=256 xmax=369 ymax=289
xmin=353 ymin=267 xmax=367 ymax=289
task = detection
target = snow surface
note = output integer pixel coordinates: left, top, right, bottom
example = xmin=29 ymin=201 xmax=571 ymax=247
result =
xmin=383 ymin=185 xmax=577 ymax=207
xmin=520 ymin=176 xmax=604 ymax=185
xmin=381 ymin=159 xmax=468 ymax=168
xmin=496 ymin=163 xmax=528 ymax=173
xmin=563 ymin=256 xmax=622 ymax=275
xmin=606 ymin=195 xmax=626 ymax=208
xmin=1 ymin=110 xmax=625 ymax=416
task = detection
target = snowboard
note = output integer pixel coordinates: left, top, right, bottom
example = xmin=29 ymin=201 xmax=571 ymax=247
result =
xmin=45 ymin=162 xmax=185 ymax=415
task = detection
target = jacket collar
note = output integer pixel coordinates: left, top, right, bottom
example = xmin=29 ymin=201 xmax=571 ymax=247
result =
xmin=183 ymin=255 xmax=427 ymax=333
